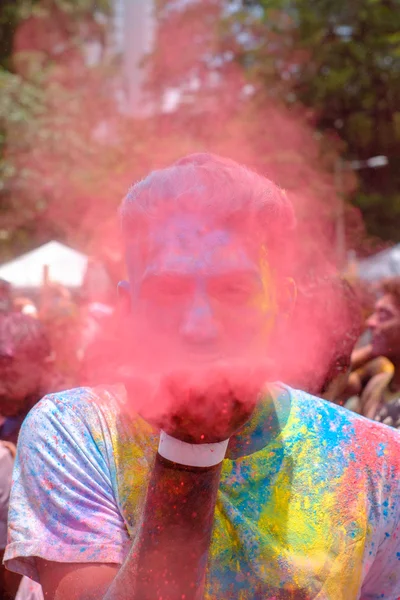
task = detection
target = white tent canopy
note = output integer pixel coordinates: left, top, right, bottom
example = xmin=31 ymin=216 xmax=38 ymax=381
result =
xmin=0 ymin=241 xmax=88 ymax=289
xmin=357 ymin=244 xmax=400 ymax=282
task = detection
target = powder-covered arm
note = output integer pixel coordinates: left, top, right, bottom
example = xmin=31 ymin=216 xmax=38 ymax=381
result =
xmin=104 ymin=434 xmax=227 ymax=600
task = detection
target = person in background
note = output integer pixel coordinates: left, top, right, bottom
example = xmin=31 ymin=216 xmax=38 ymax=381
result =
xmin=0 ymin=280 xmax=12 ymax=314
xmin=0 ymin=309 xmax=49 ymax=597
xmin=4 ymin=154 xmax=400 ymax=600
xmin=0 ymin=279 xmax=38 ymax=318
xmin=0 ymin=312 xmax=52 ymax=444
xmin=344 ymin=277 xmax=400 ymax=429
xmin=78 ymin=256 xmax=118 ymax=384
xmin=13 ymin=298 xmax=39 ymax=319
xmin=39 ymin=282 xmax=80 ymax=390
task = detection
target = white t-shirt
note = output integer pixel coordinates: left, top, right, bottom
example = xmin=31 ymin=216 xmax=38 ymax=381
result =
xmin=4 ymin=384 xmax=400 ymax=599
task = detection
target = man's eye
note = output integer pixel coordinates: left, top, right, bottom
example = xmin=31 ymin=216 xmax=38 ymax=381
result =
xmin=212 ymin=284 xmax=252 ymax=303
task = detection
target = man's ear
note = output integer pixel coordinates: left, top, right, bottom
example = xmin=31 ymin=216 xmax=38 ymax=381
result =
xmin=278 ymin=277 xmax=297 ymax=318
xmin=117 ymin=280 xmax=131 ymax=315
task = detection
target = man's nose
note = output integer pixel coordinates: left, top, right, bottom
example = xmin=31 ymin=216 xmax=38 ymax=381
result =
xmin=180 ymin=292 xmax=220 ymax=345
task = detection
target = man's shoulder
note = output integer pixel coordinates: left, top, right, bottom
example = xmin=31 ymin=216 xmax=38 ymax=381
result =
xmin=30 ymin=383 xmax=127 ymax=420
xmin=289 ymin=384 xmax=396 ymax=428
xmin=20 ymin=384 xmax=133 ymax=446
xmin=286 ymin=385 xmax=400 ymax=463
xmin=22 ymin=384 xmax=157 ymax=455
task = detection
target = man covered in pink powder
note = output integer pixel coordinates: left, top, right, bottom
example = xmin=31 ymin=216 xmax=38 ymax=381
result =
xmin=4 ymin=154 xmax=400 ymax=600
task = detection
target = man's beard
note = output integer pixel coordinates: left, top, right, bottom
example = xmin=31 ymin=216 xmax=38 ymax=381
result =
xmin=119 ymin=357 xmax=273 ymax=443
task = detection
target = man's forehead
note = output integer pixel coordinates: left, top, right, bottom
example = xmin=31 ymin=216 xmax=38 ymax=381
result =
xmin=139 ymin=214 xmax=260 ymax=276
xmin=149 ymin=214 xmax=231 ymax=251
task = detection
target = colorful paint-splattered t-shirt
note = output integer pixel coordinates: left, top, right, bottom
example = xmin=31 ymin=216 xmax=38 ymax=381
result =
xmin=4 ymin=384 xmax=400 ymax=599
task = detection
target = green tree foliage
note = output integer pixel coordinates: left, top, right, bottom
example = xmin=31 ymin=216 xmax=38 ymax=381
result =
xmin=0 ymin=0 xmax=111 ymax=261
xmin=1 ymin=0 xmax=347 ymax=270
xmin=224 ymin=0 xmax=400 ymax=243
xmin=2 ymin=0 xmax=381 ymax=271
xmin=0 ymin=0 xmax=110 ymax=67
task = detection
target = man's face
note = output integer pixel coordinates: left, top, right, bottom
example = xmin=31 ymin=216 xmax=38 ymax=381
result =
xmin=125 ymin=214 xmax=279 ymax=373
xmin=367 ymin=293 xmax=400 ymax=359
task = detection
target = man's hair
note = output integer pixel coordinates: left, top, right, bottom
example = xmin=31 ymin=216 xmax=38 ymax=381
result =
xmin=381 ymin=277 xmax=400 ymax=309
xmin=120 ymin=153 xmax=296 ymax=269
xmin=0 ymin=312 xmax=51 ymax=363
